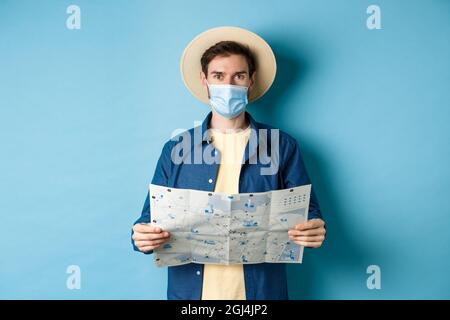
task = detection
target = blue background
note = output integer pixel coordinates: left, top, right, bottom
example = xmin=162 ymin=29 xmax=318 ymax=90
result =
xmin=0 ymin=0 xmax=449 ymax=299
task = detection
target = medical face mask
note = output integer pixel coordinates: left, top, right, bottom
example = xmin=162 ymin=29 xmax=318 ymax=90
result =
xmin=206 ymin=81 xmax=249 ymax=119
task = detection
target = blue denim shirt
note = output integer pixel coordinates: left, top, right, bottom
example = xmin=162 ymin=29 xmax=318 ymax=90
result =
xmin=131 ymin=111 xmax=323 ymax=300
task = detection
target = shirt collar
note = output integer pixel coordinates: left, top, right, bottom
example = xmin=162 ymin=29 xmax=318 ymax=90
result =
xmin=198 ymin=111 xmax=260 ymax=145
xmin=194 ymin=111 xmax=261 ymax=163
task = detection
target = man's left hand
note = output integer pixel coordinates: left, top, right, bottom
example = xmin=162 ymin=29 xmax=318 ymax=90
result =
xmin=288 ymin=218 xmax=326 ymax=248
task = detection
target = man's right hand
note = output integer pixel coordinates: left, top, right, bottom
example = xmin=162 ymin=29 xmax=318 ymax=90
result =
xmin=132 ymin=223 xmax=170 ymax=253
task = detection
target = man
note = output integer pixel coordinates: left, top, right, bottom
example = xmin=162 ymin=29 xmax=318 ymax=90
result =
xmin=131 ymin=26 xmax=325 ymax=300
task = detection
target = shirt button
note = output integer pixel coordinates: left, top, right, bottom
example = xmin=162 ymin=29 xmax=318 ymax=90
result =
xmin=208 ymin=178 xmax=213 ymax=183
xmin=196 ymin=271 xmax=201 ymax=276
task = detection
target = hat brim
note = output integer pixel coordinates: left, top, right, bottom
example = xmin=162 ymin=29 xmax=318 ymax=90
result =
xmin=180 ymin=26 xmax=277 ymax=104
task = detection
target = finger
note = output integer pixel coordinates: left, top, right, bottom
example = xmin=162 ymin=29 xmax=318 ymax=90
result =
xmin=290 ymin=235 xmax=325 ymax=242
xmin=133 ymin=223 xmax=161 ymax=233
xmin=288 ymin=228 xmax=326 ymax=236
xmin=295 ymin=219 xmax=325 ymax=230
xmin=133 ymin=223 xmax=162 ymax=233
xmin=136 ymin=238 xmax=169 ymax=249
xmin=148 ymin=238 xmax=170 ymax=247
xmin=133 ymin=231 xmax=170 ymax=241
xmin=135 ymin=240 xmax=154 ymax=248
xmin=287 ymin=229 xmax=302 ymax=236
xmin=295 ymin=219 xmax=325 ymax=231
xmin=293 ymin=241 xmax=323 ymax=248
xmin=139 ymin=245 xmax=157 ymax=253
xmin=288 ymin=228 xmax=325 ymax=236
xmin=134 ymin=232 xmax=170 ymax=241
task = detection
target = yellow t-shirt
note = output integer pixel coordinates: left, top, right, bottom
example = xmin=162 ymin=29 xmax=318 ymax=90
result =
xmin=201 ymin=125 xmax=251 ymax=300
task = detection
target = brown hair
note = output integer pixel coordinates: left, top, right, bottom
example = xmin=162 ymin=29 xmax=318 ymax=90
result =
xmin=200 ymin=41 xmax=256 ymax=77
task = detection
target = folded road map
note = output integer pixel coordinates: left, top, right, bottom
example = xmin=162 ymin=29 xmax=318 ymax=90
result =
xmin=149 ymin=183 xmax=311 ymax=267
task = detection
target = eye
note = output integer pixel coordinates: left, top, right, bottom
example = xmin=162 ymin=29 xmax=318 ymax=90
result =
xmin=236 ymin=74 xmax=245 ymax=80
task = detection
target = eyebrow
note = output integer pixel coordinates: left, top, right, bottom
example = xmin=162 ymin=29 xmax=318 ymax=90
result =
xmin=210 ymin=70 xmax=248 ymax=75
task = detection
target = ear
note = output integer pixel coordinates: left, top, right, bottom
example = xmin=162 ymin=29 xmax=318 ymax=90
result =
xmin=248 ymin=71 xmax=256 ymax=91
xmin=200 ymin=71 xmax=210 ymax=98
xmin=200 ymin=71 xmax=207 ymax=88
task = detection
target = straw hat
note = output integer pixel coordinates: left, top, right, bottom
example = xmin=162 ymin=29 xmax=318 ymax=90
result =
xmin=180 ymin=26 xmax=277 ymax=104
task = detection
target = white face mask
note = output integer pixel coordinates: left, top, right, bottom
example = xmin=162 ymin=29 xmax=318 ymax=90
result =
xmin=206 ymin=81 xmax=249 ymax=119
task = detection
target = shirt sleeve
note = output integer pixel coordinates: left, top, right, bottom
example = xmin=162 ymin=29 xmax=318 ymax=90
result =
xmin=131 ymin=141 xmax=172 ymax=254
xmin=281 ymin=139 xmax=323 ymax=221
